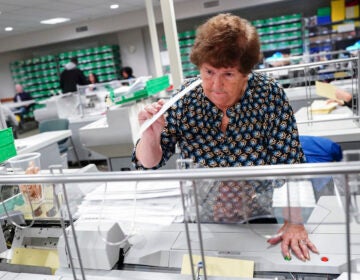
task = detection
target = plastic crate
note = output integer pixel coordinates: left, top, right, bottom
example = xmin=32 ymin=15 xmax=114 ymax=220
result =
xmin=111 ymin=75 xmax=170 ymax=105
xmin=0 ymin=128 xmax=17 ymax=164
xmin=146 ymin=75 xmax=170 ymax=95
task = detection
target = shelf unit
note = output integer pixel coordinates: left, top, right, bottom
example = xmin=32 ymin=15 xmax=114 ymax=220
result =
xmin=162 ymin=14 xmax=304 ymax=79
xmin=305 ymin=17 xmax=360 ymax=54
xmin=58 ymin=45 xmax=121 ymax=83
xmin=162 ymin=30 xmax=199 ymax=79
xmin=9 ymin=45 xmax=122 ymax=103
xmin=252 ymin=13 xmax=304 ymax=58
xmin=10 ymin=55 xmax=59 ymax=102
xmin=177 ymin=30 xmax=199 ymax=78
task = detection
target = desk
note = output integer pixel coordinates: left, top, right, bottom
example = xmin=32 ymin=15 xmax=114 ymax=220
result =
xmin=295 ymin=105 xmax=360 ymax=148
xmin=78 ymin=104 xmax=142 ymax=170
xmin=3 ymin=100 xmax=35 ymax=110
xmin=15 ymin=130 xmax=71 ymax=168
xmin=68 ymin=115 xmax=107 ymax=163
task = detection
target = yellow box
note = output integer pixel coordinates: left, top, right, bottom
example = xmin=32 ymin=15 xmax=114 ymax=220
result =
xmin=331 ymin=0 xmax=345 ymax=22
xmin=11 ymin=248 xmax=59 ymax=274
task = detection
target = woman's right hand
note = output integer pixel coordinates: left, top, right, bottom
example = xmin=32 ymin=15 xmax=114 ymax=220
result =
xmin=136 ymin=99 xmax=166 ymax=168
xmin=138 ymin=99 xmax=166 ymax=138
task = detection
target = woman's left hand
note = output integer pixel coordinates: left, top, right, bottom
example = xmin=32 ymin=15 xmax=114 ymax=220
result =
xmin=267 ymin=221 xmax=319 ymax=261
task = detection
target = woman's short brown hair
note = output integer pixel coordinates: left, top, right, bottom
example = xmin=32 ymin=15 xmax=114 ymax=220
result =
xmin=190 ymin=13 xmax=261 ymax=74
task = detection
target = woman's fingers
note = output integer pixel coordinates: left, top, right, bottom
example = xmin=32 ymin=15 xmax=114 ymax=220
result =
xmin=21 ymin=163 xmax=42 ymax=201
xmin=138 ymin=100 xmax=166 ymax=128
xmin=269 ymin=223 xmax=319 ymax=261
xmin=306 ymin=239 xmax=319 ymax=254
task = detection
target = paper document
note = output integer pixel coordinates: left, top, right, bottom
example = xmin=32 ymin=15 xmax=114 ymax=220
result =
xmin=139 ymin=79 xmax=202 ymax=134
xmin=310 ymin=100 xmax=337 ymax=114
xmin=11 ymin=248 xmax=59 ymax=274
xmin=315 ymin=81 xmax=337 ymax=100
xmin=181 ymin=254 xmax=254 ymax=278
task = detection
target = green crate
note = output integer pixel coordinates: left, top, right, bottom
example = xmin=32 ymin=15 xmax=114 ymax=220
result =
xmin=146 ymin=75 xmax=170 ymax=95
xmin=0 ymin=128 xmax=15 ymax=147
xmin=317 ymin=7 xmax=330 ymax=16
xmin=112 ymin=89 xmax=148 ymax=105
xmin=0 ymin=128 xmax=17 ymax=164
xmin=110 ymin=76 xmax=169 ymax=105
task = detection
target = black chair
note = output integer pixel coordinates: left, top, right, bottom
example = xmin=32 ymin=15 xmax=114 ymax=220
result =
xmin=38 ymin=118 xmax=80 ymax=167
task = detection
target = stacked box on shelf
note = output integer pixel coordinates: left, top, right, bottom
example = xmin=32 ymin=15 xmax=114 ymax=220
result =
xmin=318 ymin=6 xmax=332 ymax=25
xmin=81 ymin=45 xmax=121 ymax=83
xmin=10 ymin=54 xmax=60 ymax=101
xmin=10 ymin=44 xmax=122 ymax=105
xmin=162 ymin=29 xmax=199 ymax=78
xmin=254 ymin=13 xmax=303 ymax=56
xmin=58 ymin=45 xmax=121 ymax=83
xmin=178 ymin=30 xmax=197 ymax=78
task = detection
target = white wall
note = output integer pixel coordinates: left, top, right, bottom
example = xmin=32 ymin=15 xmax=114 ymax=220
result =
xmin=117 ymin=28 xmax=151 ymax=78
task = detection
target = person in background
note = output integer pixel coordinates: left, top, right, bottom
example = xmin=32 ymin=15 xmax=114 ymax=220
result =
xmin=13 ymin=84 xmax=33 ymax=120
xmin=87 ymin=72 xmax=99 ymax=91
xmin=14 ymin=84 xmax=32 ymax=103
xmin=88 ymin=72 xmax=99 ymax=85
xmin=133 ymin=13 xmax=318 ymax=261
xmin=327 ymin=87 xmax=354 ymax=108
xmin=60 ymin=57 xmax=88 ymax=93
xmin=121 ymin=66 xmax=135 ymax=80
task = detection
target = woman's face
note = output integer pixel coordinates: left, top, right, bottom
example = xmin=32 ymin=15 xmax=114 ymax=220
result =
xmin=200 ymin=63 xmax=248 ymax=110
xmin=89 ymin=74 xmax=96 ymax=84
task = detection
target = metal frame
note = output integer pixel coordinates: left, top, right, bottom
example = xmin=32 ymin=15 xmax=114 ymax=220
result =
xmin=0 ymin=161 xmax=360 ymax=279
xmin=256 ymin=56 xmax=360 ymax=126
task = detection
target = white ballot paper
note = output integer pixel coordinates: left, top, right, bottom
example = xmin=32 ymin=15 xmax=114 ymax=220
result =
xmin=139 ymin=79 xmax=202 ymax=135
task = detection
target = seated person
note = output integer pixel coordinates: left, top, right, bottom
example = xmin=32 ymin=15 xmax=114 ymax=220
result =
xmin=327 ymin=87 xmax=353 ymax=108
xmin=13 ymin=84 xmax=33 ymax=119
xmin=87 ymin=72 xmax=99 ymax=92
xmin=121 ymin=66 xmax=135 ymax=80
xmin=121 ymin=66 xmax=135 ymax=86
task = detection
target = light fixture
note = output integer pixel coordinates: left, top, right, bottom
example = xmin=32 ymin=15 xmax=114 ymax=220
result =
xmin=40 ymin=17 xmax=70 ymax=25
xmin=5 ymin=27 xmax=13 ymax=32
xmin=110 ymin=4 xmax=119 ymax=9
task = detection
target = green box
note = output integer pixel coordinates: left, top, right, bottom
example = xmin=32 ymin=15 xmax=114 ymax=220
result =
xmin=317 ymin=7 xmax=331 ymax=16
xmin=0 ymin=128 xmax=17 ymax=164
xmin=111 ymin=75 xmax=170 ymax=105
xmin=146 ymin=75 xmax=170 ymax=95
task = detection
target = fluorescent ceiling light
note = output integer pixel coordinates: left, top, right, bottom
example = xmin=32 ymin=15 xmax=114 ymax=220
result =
xmin=110 ymin=4 xmax=119 ymax=9
xmin=5 ymin=27 xmax=13 ymax=32
xmin=40 ymin=17 xmax=70 ymax=25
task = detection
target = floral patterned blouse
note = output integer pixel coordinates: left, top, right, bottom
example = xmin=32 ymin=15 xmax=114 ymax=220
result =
xmin=133 ymin=71 xmax=306 ymax=170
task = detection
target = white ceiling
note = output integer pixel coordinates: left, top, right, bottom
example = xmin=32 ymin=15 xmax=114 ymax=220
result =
xmin=0 ymin=0 xmax=183 ymax=38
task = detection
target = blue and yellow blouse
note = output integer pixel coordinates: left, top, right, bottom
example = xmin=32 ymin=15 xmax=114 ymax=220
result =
xmin=133 ymin=72 xmax=306 ymax=169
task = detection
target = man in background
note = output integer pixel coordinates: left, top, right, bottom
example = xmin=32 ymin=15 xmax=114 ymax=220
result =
xmin=13 ymin=84 xmax=32 ymax=104
xmin=60 ymin=57 xmax=88 ymax=93
xmin=13 ymin=84 xmax=33 ymax=119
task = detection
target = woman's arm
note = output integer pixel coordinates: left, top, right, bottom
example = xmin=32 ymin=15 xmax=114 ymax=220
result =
xmin=135 ymin=100 xmax=166 ymax=168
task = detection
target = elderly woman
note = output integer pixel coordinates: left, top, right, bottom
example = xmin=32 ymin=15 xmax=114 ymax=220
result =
xmin=133 ymin=13 xmax=317 ymax=261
